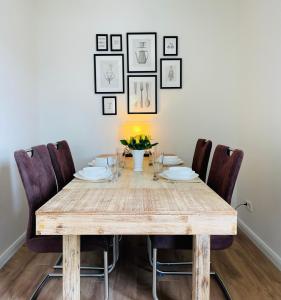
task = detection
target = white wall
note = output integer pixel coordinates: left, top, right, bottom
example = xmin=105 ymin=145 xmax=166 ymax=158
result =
xmin=1 ymin=0 xmax=281 ymax=271
xmin=0 ymin=0 xmax=37 ymax=261
xmin=35 ymin=0 xmax=239 ymax=170
xmin=236 ymin=0 xmax=281 ymax=265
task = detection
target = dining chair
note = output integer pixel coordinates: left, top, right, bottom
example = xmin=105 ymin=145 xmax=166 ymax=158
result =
xmin=47 ymin=140 xmax=75 ymax=191
xmin=191 ymin=138 xmax=212 ymax=182
xmin=47 ymin=139 xmax=120 ymax=274
xmin=149 ymin=145 xmax=244 ymax=300
xmin=14 ymin=145 xmax=115 ymax=300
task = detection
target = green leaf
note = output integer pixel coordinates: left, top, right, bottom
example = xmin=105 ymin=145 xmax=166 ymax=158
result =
xmin=120 ymin=140 xmax=128 ymax=146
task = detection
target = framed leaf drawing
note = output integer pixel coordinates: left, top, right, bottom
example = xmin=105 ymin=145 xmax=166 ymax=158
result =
xmin=94 ymin=54 xmax=124 ymax=94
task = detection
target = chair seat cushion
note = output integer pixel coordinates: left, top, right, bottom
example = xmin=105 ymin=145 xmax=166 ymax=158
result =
xmin=211 ymin=235 xmax=233 ymax=250
xmin=150 ymin=235 xmax=193 ymax=250
xmin=149 ymin=235 xmax=233 ymax=251
xmin=27 ymin=235 xmax=114 ymax=253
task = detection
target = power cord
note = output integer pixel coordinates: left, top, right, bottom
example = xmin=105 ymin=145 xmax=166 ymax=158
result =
xmin=235 ymin=202 xmax=247 ymax=210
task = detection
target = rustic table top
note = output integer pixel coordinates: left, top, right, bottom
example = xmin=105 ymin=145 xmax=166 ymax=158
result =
xmin=36 ymin=158 xmax=237 ymax=236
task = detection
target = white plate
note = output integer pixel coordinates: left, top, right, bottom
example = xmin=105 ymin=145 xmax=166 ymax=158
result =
xmin=75 ymin=167 xmax=112 ymax=181
xmin=74 ymin=172 xmax=112 ymax=182
xmin=81 ymin=166 xmax=108 ymax=177
xmin=157 ymin=156 xmax=184 ymax=166
xmin=159 ymin=171 xmax=199 ymax=181
xmin=163 ymin=159 xmax=184 ymax=166
xmin=168 ymin=167 xmax=193 ymax=173
xmin=88 ymin=159 xmax=116 ymax=167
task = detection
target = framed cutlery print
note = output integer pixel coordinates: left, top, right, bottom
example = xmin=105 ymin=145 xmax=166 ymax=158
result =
xmin=127 ymin=75 xmax=157 ymax=114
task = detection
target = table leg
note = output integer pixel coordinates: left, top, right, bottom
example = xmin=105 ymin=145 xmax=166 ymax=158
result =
xmin=63 ymin=235 xmax=80 ymax=300
xmin=192 ymin=234 xmax=210 ymax=300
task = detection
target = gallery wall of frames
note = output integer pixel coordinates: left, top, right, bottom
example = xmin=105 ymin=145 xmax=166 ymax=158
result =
xmin=94 ymin=33 xmax=182 ymax=116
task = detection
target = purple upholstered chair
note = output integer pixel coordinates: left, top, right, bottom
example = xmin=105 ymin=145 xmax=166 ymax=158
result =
xmin=47 ymin=140 xmax=75 ymax=191
xmin=149 ymin=145 xmax=244 ymax=299
xmin=192 ymin=138 xmax=212 ymax=182
xmin=14 ymin=145 xmax=114 ymax=299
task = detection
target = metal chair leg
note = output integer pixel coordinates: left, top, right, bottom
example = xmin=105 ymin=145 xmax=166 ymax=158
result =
xmin=104 ymin=250 xmax=109 ymax=300
xmin=53 ymin=254 xmax=62 ymax=268
xmin=152 ymin=248 xmax=159 ymax=300
xmin=211 ymin=271 xmax=232 ymax=300
xmin=53 ymin=235 xmax=119 ymax=273
xmin=31 ymin=236 xmax=120 ymax=299
xmin=148 ymin=238 xmax=231 ymax=300
xmin=147 ymin=237 xmax=192 ymax=270
xmin=30 ymin=273 xmax=62 ymax=300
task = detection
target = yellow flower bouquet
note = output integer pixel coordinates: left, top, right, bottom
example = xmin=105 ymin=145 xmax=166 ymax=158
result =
xmin=120 ymin=135 xmax=158 ymax=150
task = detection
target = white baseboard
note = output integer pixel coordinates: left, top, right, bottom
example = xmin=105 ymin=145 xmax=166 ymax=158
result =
xmin=0 ymin=232 xmax=26 ymax=269
xmin=238 ymin=218 xmax=281 ymax=271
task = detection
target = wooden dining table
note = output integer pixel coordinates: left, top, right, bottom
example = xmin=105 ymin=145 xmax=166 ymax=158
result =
xmin=36 ymin=158 xmax=237 ymax=300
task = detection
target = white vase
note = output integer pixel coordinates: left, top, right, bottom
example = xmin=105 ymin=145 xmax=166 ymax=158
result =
xmin=132 ymin=150 xmax=145 ymax=172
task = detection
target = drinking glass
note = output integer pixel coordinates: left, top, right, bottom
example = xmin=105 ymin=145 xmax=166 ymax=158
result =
xmin=152 ymin=148 xmax=164 ymax=180
xmin=116 ymin=147 xmax=126 ymax=169
xmin=106 ymin=155 xmax=117 ymax=181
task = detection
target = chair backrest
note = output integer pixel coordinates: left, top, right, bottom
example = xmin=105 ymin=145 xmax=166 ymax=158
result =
xmin=47 ymin=140 xmax=75 ymax=190
xmin=191 ymin=139 xmax=212 ymax=181
xmin=14 ymin=145 xmax=57 ymax=240
xmin=207 ymin=145 xmax=244 ymax=204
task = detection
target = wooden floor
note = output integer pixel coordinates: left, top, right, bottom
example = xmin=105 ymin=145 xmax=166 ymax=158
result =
xmin=0 ymin=230 xmax=281 ymax=299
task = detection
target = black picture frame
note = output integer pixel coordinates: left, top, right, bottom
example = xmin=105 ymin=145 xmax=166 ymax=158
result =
xmin=102 ymin=96 xmax=117 ymax=115
xmin=126 ymin=32 xmax=157 ymax=73
xmin=160 ymin=58 xmax=182 ymax=89
xmin=94 ymin=54 xmax=124 ymax=94
xmin=127 ymin=75 xmax=157 ymax=114
xmin=96 ymin=34 xmax=108 ymax=51
xmin=163 ymin=36 xmax=178 ymax=56
xmin=110 ymin=34 xmax=122 ymax=51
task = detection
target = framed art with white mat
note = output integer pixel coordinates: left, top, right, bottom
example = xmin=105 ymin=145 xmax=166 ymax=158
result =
xmin=127 ymin=75 xmax=157 ymax=114
xmin=102 ymin=96 xmax=117 ymax=115
xmin=160 ymin=58 xmax=182 ymax=89
xmin=94 ymin=54 xmax=124 ymax=94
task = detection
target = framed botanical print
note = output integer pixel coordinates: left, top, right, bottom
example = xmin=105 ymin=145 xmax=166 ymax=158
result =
xmin=110 ymin=34 xmax=122 ymax=51
xmin=127 ymin=75 xmax=157 ymax=114
xmin=94 ymin=54 xmax=124 ymax=94
xmin=163 ymin=36 xmax=178 ymax=56
xmin=160 ymin=58 xmax=182 ymax=89
xmin=96 ymin=34 xmax=108 ymax=51
xmin=126 ymin=32 xmax=157 ymax=73
xmin=102 ymin=96 xmax=117 ymax=115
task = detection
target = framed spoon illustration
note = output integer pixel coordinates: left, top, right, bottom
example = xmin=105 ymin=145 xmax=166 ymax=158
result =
xmin=127 ymin=75 xmax=157 ymax=114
